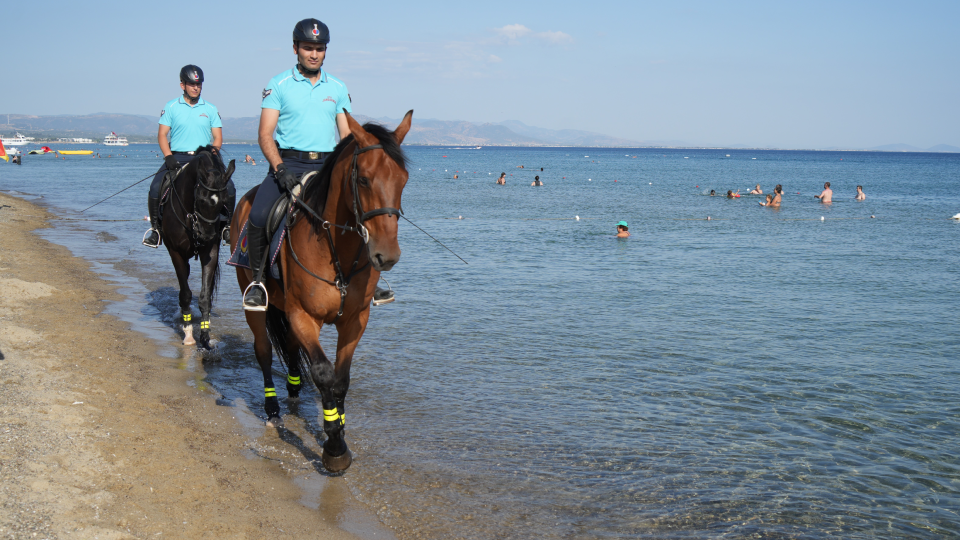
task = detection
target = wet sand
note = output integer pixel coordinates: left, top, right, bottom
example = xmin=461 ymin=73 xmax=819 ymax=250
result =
xmin=0 ymin=192 xmax=392 ymax=539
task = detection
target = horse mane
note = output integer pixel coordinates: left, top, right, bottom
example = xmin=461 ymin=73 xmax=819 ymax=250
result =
xmin=301 ymin=122 xmax=408 ymax=234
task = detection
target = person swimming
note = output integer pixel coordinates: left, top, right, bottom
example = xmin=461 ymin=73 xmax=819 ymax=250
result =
xmin=531 ymin=175 xmax=543 ymax=186
xmin=726 ymin=189 xmax=740 ymax=198
xmin=710 ymin=190 xmax=716 ymax=196
xmin=855 ymin=185 xmax=865 ymax=201
xmin=616 ymin=221 xmax=630 ymax=238
xmin=814 ymin=181 xmax=833 ymax=203
xmin=497 ymin=172 xmax=506 ymax=185
xmin=760 ymin=185 xmax=783 ymax=207
xmin=749 ymin=184 xmax=763 ymax=194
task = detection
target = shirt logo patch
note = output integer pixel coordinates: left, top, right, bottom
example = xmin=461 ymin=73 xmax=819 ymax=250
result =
xmin=312 ymin=23 xmax=320 ymax=36
xmin=199 ymin=113 xmax=209 ymax=118
xmin=160 ymin=109 xmax=165 ymax=117
xmin=323 ymin=96 xmax=336 ymax=103
xmin=262 ymin=88 xmax=272 ymax=99
xmin=348 ymin=94 xmax=352 ymax=103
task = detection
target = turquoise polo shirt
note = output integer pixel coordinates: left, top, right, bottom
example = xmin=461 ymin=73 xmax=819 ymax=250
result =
xmin=159 ymin=96 xmax=222 ymax=152
xmin=261 ymin=67 xmax=352 ymax=152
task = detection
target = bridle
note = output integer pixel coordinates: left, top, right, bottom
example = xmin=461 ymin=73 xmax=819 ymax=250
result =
xmin=287 ymin=140 xmax=403 ymax=317
xmin=170 ymin=154 xmax=228 ymax=250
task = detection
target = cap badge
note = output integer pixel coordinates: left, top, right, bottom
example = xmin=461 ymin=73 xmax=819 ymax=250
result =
xmin=312 ymin=23 xmax=319 ymax=36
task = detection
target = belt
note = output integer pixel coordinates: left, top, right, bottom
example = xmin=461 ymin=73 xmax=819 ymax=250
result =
xmin=172 ymin=151 xmax=195 ymax=155
xmin=280 ymin=149 xmax=329 ymax=161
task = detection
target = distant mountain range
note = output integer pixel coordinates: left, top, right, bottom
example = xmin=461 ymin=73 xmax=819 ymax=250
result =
xmin=1 ymin=112 xmax=958 ymax=151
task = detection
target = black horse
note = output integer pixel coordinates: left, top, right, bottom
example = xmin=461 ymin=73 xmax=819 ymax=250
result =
xmin=159 ymin=147 xmax=236 ymax=348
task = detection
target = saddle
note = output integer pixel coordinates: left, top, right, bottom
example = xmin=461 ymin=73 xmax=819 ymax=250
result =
xmin=227 ymin=171 xmax=319 ymax=281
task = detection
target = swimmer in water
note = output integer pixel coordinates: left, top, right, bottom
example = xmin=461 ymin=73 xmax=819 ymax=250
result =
xmin=749 ymin=184 xmax=763 ymax=194
xmin=496 ymin=172 xmax=506 ymax=185
xmin=726 ymin=189 xmax=740 ymax=199
xmin=855 ymin=185 xmax=865 ymax=201
xmin=761 ymin=185 xmax=782 ymax=207
xmin=454 ymin=174 xmax=458 ymax=179
xmin=815 ymin=182 xmax=832 ymax=203
xmin=531 ymin=176 xmax=543 ymax=186
xmin=760 ymin=194 xmax=774 ymax=206
xmin=616 ymin=221 xmax=630 ymax=238
xmin=710 ymin=190 xmax=716 ymax=196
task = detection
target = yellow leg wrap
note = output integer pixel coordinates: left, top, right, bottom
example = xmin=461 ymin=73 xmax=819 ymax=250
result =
xmin=182 ymin=313 xmax=192 ymax=322
xmin=287 ymin=375 xmax=301 ymax=385
xmin=264 ymin=388 xmax=276 ymax=398
xmin=199 ymin=320 xmax=210 ymax=330
xmin=323 ymin=408 xmax=345 ymax=427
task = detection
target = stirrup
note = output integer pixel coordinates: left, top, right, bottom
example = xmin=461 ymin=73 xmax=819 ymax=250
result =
xmin=372 ymin=286 xmax=395 ymax=306
xmin=142 ymin=228 xmax=161 ymax=248
xmin=242 ymin=281 xmax=269 ymax=312
xmin=221 ymin=225 xmax=230 ymax=245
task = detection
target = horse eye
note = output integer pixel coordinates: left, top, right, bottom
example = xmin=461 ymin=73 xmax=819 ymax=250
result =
xmin=358 ymin=176 xmax=370 ymax=187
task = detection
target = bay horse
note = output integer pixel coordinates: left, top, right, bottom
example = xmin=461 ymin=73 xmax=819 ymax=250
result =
xmin=160 ymin=147 xmax=236 ymax=349
xmin=231 ymin=111 xmax=412 ymax=473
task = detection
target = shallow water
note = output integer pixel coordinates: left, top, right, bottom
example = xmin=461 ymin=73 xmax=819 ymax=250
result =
xmin=2 ymin=144 xmax=959 ymax=538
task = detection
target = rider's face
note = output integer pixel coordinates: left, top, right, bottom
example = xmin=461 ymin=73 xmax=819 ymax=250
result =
xmin=296 ymin=42 xmax=327 ymax=71
xmin=180 ymin=81 xmax=202 ymax=99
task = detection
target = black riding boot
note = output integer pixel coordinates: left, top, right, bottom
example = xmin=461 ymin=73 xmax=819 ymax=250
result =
xmin=142 ymin=195 xmax=162 ymax=248
xmin=242 ymin=224 xmax=269 ymax=311
xmin=221 ymin=190 xmax=236 ymax=245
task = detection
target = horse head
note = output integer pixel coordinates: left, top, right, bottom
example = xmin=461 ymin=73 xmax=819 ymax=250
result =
xmin=193 ymin=151 xmax=235 ymax=244
xmin=343 ymin=110 xmax=412 ymax=272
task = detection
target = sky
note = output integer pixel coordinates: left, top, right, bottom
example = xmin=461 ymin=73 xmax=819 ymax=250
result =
xmin=2 ymin=0 xmax=958 ymax=148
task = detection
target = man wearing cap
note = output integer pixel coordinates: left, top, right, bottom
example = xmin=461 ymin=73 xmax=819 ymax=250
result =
xmin=241 ymin=18 xmax=354 ymax=311
xmin=616 ymin=221 xmax=630 ymax=238
xmin=143 ymin=65 xmax=235 ymax=248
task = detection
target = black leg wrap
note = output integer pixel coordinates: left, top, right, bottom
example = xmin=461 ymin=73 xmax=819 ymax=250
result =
xmin=264 ymin=396 xmax=281 ymax=419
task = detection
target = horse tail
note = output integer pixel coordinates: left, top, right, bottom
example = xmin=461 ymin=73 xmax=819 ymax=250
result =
xmin=265 ymin=305 xmax=310 ymax=385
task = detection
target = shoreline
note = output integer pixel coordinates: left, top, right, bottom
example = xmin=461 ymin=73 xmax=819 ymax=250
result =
xmin=0 ymin=192 xmax=394 ymax=539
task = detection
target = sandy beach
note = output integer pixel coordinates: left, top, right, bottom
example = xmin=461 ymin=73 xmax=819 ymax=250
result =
xmin=0 ymin=192 xmax=392 ymax=539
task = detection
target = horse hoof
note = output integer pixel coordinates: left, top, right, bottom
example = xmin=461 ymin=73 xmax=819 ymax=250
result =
xmin=284 ymin=395 xmax=301 ymax=404
xmin=182 ymin=336 xmax=196 ymax=346
xmin=265 ymin=416 xmax=283 ymax=428
xmin=322 ymin=448 xmax=353 ymax=473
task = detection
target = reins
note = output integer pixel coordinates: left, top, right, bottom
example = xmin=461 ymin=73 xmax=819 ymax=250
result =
xmin=170 ymin=154 xmax=228 ymax=250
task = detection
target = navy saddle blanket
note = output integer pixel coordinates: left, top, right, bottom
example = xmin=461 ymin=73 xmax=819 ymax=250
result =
xmin=226 ymin=220 xmax=286 ymax=281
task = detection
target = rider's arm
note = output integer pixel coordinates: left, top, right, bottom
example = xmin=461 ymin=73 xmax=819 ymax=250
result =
xmin=211 ymin=127 xmax=222 ymax=151
xmin=336 ymin=113 xmax=352 ymax=141
xmin=258 ymin=108 xmax=282 ymax=170
xmin=158 ymin=124 xmax=172 ymax=157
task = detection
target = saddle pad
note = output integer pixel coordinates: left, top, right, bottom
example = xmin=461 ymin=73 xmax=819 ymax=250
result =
xmin=226 ymin=220 xmax=287 ymax=281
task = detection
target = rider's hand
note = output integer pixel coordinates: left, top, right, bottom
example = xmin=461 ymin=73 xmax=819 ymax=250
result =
xmin=275 ymin=163 xmax=299 ymax=193
xmin=164 ymin=155 xmax=180 ymax=171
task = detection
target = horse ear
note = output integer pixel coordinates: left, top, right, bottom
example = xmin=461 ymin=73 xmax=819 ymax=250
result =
xmin=344 ymin=112 xmax=376 ymax=147
xmin=225 ymin=159 xmax=235 ymax=178
xmin=394 ymin=110 xmax=414 ymax=145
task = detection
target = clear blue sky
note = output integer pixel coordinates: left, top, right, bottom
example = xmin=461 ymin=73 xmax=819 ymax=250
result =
xmin=4 ymin=0 xmax=958 ymax=148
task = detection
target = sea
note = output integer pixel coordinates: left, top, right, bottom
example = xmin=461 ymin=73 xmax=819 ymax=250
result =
xmin=2 ymin=143 xmax=958 ymax=539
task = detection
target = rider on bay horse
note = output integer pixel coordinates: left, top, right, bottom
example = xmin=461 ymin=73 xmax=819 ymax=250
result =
xmin=143 ymin=64 xmax=236 ymax=248
xmin=243 ymin=18 xmax=393 ymax=310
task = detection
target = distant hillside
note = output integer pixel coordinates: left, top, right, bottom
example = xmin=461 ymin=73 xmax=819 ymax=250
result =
xmin=2 ymin=112 xmax=958 ymax=150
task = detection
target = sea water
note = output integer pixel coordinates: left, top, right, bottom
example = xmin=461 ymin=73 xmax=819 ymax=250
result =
xmin=2 ymin=145 xmax=958 ymax=538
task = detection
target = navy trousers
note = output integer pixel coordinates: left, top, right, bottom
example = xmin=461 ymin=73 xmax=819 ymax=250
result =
xmin=149 ymin=151 xmax=236 ymax=203
xmin=249 ymin=156 xmax=326 ymax=228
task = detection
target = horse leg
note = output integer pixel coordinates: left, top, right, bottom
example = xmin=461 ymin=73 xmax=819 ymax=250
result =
xmin=285 ymin=309 xmax=352 ymax=472
xmin=195 ymin=244 xmax=218 ymax=350
xmin=323 ymin=313 xmax=370 ymax=472
xmin=168 ymin=250 xmax=195 ymax=345
xmin=245 ymin=310 xmax=281 ymax=426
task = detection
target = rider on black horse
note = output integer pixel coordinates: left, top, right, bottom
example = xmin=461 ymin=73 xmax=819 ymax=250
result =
xmin=144 ymin=64 xmax=236 ymax=248
xmin=243 ymin=18 xmax=393 ymax=311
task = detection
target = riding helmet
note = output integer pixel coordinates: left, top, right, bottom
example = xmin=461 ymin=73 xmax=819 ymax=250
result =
xmin=180 ymin=65 xmax=204 ymax=84
xmin=293 ymin=18 xmax=330 ymax=44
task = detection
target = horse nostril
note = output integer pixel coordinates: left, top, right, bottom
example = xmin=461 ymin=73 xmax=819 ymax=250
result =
xmin=375 ymin=254 xmax=384 ymax=267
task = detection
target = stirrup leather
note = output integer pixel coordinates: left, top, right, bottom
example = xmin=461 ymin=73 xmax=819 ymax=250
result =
xmin=142 ymin=228 xmax=161 ymax=248
xmin=242 ymin=281 xmax=269 ymax=312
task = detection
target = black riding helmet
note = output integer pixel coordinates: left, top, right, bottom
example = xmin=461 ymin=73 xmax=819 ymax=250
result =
xmin=180 ymin=65 xmax=204 ymax=85
xmin=293 ymin=18 xmax=330 ymax=44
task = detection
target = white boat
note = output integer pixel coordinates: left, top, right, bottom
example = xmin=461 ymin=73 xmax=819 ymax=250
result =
xmin=1 ymin=132 xmax=29 ymax=146
xmin=103 ymin=132 xmax=129 ymax=146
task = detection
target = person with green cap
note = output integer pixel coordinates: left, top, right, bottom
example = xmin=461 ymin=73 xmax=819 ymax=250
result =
xmin=616 ymin=221 xmax=630 ymax=238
